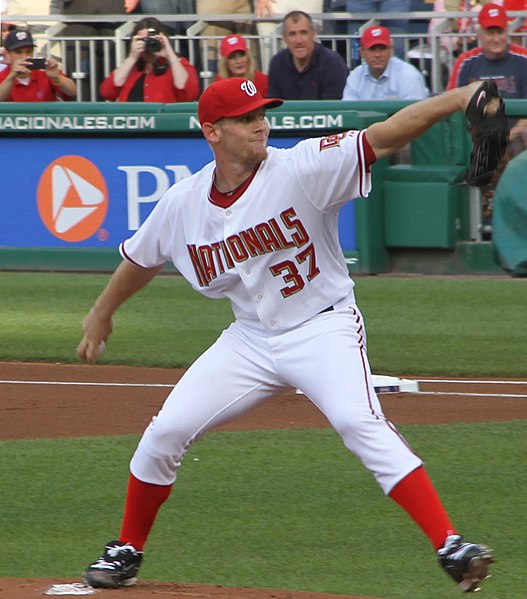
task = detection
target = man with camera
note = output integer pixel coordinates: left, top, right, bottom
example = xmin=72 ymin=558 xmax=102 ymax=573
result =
xmin=0 ymin=27 xmax=77 ymax=102
xmin=99 ymin=17 xmax=200 ymax=103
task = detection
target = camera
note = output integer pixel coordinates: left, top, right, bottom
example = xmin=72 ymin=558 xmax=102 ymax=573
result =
xmin=26 ymin=57 xmax=46 ymax=70
xmin=141 ymin=29 xmax=161 ymax=53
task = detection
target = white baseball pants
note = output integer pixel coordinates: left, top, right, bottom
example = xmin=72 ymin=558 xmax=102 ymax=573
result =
xmin=130 ymin=301 xmax=422 ymax=494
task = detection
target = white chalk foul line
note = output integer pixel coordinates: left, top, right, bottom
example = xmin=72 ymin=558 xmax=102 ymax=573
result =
xmin=417 ymin=379 xmax=527 ymax=385
xmin=1 ymin=379 xmax=526 ymax=399
xmin=414 ymin=391 xmax=527 ymax=398
xmin=0 ymin=380 xmax=173 ymax=387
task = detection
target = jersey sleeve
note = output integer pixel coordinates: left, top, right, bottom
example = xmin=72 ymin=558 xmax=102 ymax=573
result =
xmin=119 ymin=192 xmax=173 ymax=268
xmin=289 ymin=130 xmax=373 ymax=211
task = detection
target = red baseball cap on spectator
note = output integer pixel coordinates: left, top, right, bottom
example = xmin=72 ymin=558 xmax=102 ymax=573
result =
xmin=198 ymin=78 xmax=283 ymax=125
xmin=478 ymin=3 xmax=508 ymax=29
xmin=220 ymin=34 xmax=248 ymax=58
xmin=360 ymin=26 xmax=392 ymax=48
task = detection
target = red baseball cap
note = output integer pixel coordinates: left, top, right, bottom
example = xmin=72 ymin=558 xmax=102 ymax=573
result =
xmin=360 ymin=26 xmax=392 ymax=49
xmin=198 ymin=78 xmax=283 ymax=125
xmin=220 ymin=34 xmax=248 ymax=58
xmin=478 ymin=3 xmax=508 ymax=29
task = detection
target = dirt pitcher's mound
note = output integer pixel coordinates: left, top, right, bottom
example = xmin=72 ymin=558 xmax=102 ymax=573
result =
xmin=0 ymin=578 xmax=380 ymax=599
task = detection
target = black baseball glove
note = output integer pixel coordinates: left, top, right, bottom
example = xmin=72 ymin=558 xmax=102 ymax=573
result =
xmin=465 ymin=80 xmax=509 ymax=187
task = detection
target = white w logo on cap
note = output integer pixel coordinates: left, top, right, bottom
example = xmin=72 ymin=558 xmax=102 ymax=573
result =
xmin=241 ymin=80 xmax=257 ymax=97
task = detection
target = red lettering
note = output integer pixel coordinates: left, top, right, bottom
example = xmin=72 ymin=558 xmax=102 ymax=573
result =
xmin=220 ymin=240 xmax=235 ymax=269
xmin=198 ymin=245 xmax=217 ymax=283
xmin=269 ymin=259 xmax=305 ymax=298
xmin=226 ymin=234 xmax=249 ymax=262
xmin=281 ymin=207 xmax=309 ymax=247
xmin=254 ymin=222 xmax=283 ymax=253
xmin=187 ymin=244 xmax=208 ymax=287
xmin=240 ymin=228 xmax=266 ymax=257
xmin=296 ymin=242 xmax=320 ymax=281
xmin=319 ymin=132 xmax=347 ymax=151
xmin=210 ymin=242 xmax=226 ymax=274
xmin=268 ymin=218 xmax=295 ymax=249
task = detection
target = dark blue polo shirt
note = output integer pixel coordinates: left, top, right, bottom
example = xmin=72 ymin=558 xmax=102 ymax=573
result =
xmin=449 ymin=45 xmax=527 ymax=99
xmin=267 ymin=43 xmax=349 ymax=100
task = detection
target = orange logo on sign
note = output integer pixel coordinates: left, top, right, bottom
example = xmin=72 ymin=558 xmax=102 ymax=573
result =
xmin=37 ymin=155 xmax=108 ymax=242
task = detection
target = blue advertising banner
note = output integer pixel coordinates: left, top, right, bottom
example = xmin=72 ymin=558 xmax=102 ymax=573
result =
xmin=0 ymin=136 xmax=355 ymax=251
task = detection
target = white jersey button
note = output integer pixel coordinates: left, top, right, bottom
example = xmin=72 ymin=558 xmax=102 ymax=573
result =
xmin=257 ymin=294 xmax=263 ymax=300
xmin=245 ymin=269 xmax=251 ymax=275
xmin=269 ymin=320 xmax=276 ymax=327
xmin=225 ymin=210 xmax=232 ymax=217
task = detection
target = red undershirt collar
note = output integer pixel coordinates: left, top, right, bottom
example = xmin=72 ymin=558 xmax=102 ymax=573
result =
xmin=208 ymin=164 xmax=260 ymax=208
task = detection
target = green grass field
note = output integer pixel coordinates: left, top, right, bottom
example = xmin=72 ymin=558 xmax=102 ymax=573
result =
xmin=0 ymin=271 xmax=525 ymax=375
xmin=1 ymin=271 xmax=526 ymax=597
xmin=1 ymin=424 xmax=526 ymax=598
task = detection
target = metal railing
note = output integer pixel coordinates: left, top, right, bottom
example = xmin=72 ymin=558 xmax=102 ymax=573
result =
xmin=2 ymin=12 xmax=527 ymax=101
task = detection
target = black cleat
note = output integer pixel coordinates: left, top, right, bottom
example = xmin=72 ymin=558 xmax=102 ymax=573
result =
xmin=82 ymin=539 xmax=143 ymax=588
xmin=438 ymin=534 xmax=495 ymax=593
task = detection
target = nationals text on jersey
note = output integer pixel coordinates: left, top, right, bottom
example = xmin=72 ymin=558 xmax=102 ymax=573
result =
xmin=187 ymin=206 xmax=315 ymax=288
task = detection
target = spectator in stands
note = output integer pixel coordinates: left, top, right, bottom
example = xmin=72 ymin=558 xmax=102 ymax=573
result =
xmin=342 ymin=25 xmax=429 ymax=100
xmin=125 ymin=1 xmax=194 ymax=36
xmin=0 ymin=21 xmax=9 ymax=72
xmin=447 ymin=4 xmax=527 ymax=96
xmin=100 ymin=17 xmax=199 ymax=102
xmin=255 ymin=0 xmax=323 ymax=72
xmin=346 ymin=0 xmax=411 ymax=60
xmin=215 ymin=33 xmax=268 ymax=96
xmin=56 ymin=0 xmax=128 ymax=101
xmin=195 ymin=0 xmax=254 ymax=71
xmin=267 ymin=10 xmax=348 ymax=99
xmin=0 ymin=26 xmax=77 ymax=101
xmin=124 ymin=0 xmax=200 ymax=76
xmin=448 ymin=3 xmax=527 ymax=238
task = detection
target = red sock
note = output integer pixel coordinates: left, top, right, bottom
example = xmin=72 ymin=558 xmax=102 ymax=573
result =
xmin=389 ymin=466 xmax=457 ymax=550
xmin=119 ymin=473 xmax=173 ymax=551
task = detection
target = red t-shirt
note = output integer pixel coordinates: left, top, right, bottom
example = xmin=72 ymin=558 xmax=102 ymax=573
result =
xmin=100 ymin=57 xmax=200 ymax=102
xmin=0 ymin=67 xmax=72 ymax=101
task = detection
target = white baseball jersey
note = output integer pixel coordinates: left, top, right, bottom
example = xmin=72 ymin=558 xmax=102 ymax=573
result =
xmin=123 ymin=129 xmax=422 ymax=494
xmin=121 ymin=130 xmax=372 ymax=331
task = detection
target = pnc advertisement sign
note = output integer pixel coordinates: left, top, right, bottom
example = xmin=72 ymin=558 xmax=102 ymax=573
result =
xmin=1 ymin=137 xmax=212 ymax=249
xmin=0 ymin=136 xmax=355 ymax=251
xmin=37 ymin=155 xmax=109 ymax=242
